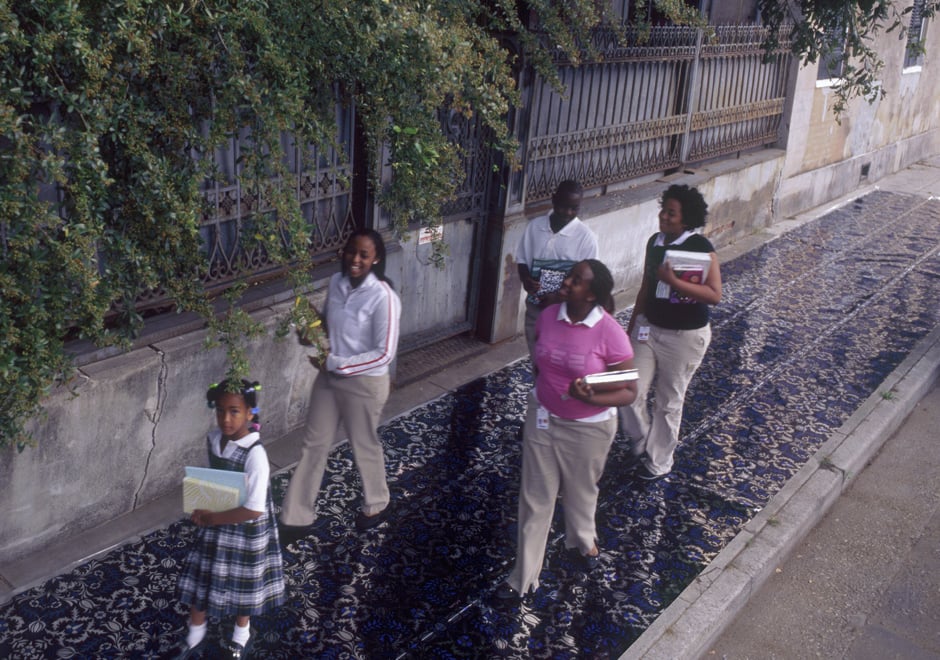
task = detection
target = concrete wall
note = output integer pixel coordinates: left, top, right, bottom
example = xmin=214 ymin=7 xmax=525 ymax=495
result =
xmin=491 ymin=149 xmax=785 ymax=344
xmin=776 ymin=2 xmax=940 ymax=217
xmin=0 ymin=304 xmax=321 ymax=561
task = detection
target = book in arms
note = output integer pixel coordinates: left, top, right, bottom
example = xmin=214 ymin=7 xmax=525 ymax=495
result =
xmin=526 ymin=258 xmax=573 ymax=305
xmin=655 ymin=249 xmax=711 ymax=302
xmin=183 ymin=466 xmax=247 ymax=513
xmin=583 ymin=369 xmax=639 ymax=385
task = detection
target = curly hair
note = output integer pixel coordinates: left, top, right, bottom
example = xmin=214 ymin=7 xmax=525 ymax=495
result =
xmin=661 ymin=184 xmax=708 ymax=230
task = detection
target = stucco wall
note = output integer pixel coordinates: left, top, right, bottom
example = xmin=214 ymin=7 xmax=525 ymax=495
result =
xmin=776 ymin=2 xmax=940 ymax=216
xmin=492 ymin=150 xmax=785 ymax=344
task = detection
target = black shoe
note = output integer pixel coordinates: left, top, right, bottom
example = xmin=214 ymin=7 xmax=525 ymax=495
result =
xmin=278 ymin=522 xmax=313 ymax=546
xmin=635 ymin=464 xmax=668 ymax=481
xmin=171 ymin=637 xmax=206 ymax=660
xmin=494 ymin=581 xmax=523 ymax=603
xmin=567 ymin=546 xmax=600 ymax=572
xmin=355 ymin=502 xmax=393 ymax=532
xmin=224 ymin=631 xmax=253 ymax=659
xmin=622 ymin=452 xmax=643 ymax=469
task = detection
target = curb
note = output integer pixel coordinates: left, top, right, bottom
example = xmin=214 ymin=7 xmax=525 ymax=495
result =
xmin=623 ymin=324 xmax=940 ymax=660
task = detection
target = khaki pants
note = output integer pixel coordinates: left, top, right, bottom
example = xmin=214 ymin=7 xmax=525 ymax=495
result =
xmin=524 ymin=302 xmax=542 ymax=363
xmin=508 ymin=393 xmax=616 ymax=595
xmin=280 ymin=371 xmax=390 ymax=526
xmin=618 ymin=314 xmax=711 ymax=475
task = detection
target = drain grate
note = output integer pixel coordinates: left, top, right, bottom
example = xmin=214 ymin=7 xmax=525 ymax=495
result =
xmin=394 ymin=333 xmax=490 ymax=387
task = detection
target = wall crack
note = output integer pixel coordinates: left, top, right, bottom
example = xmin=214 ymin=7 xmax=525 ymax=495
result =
xmin=134 ymin=347 xmax=168 ymax=509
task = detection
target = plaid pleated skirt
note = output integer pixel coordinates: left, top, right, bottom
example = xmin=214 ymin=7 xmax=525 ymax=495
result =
xmin=177 ymin=437 xmax=285 ymax=618
xmin=177 ymin=501 xmax=285 ymax=618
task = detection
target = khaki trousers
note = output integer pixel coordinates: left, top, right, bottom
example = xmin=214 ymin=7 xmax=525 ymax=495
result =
xmin=618 ymin=315 xmax=711 ymax=475
xmin=524 ymin=302 xmax=542 ymax=362
xmin=508 ymin=393 xmax=616 ymax=595
xmin=280 ymin=371 xmax=390 ymax=526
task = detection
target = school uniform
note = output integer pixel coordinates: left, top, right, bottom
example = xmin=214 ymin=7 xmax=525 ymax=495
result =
xmin=177 ymin=431 xmax=285 ymax=618
xmin=508 ymin=303 xmax=633 ymax=596
xmin=619 ymin=230 xmax=715 ymax=476
xmin=516 ymin=214 xmax=598 ymax=358
xmin=280 ymin=271 xmax=401 ymax=526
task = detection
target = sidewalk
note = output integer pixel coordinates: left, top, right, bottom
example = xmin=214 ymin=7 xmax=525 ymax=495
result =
xmin=707 ymin=381 xmax=940 ymax=659
xmin=624 ymin=157 xmax=940 ymax=659
xmin=1 ymin=158 xmax=939 ymax=659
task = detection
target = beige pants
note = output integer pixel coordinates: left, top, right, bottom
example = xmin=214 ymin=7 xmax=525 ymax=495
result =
xmin=524 ymin=302 xmax=542 ymax=363
xmin=508 ymin=392 xmax=616 ymax=595
xmin=280 ymin=371 xmax=390 ymax=526
xmin=618 ymin=314 xmax=711 ymax=476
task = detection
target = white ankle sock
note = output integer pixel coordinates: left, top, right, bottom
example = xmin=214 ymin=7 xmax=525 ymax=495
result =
xmin=186 ymin=621 xmax=207 ymax=648
xmin=232 ymin=621 xmax=250 ymax=647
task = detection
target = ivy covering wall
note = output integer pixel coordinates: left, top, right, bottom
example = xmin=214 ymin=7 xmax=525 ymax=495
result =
xmin=0 ymin=0 xmax=620 ymax=448
xmin=1 ymin=0 xmax=931 ymax=448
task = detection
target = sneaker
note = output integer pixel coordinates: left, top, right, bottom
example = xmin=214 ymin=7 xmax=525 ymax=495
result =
xmin=636 ymin=464 xmax=668 ymax=481
xmin=355 ymin=502 xmax=393 ymax=532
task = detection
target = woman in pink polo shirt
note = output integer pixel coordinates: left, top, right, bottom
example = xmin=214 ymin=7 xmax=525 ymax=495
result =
xmin=497 ymin=259 xmax=637 ymax=602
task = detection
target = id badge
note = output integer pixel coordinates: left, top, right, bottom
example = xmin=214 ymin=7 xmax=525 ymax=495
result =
xmin=637 ymin=325 xmax=650 ymax=343
xmin=536 ymin=406 xmax=550 ymax=430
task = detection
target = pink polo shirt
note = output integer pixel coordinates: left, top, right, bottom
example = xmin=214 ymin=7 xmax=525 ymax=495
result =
xmin=533 ymin=303 xmax=633 ymax=420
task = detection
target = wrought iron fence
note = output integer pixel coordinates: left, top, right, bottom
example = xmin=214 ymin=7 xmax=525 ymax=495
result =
xmin=133 ymin=107 xmax=357 ymax=314
xmin=512 ymin=24 xmax=793 ymax=206
xmin=126 ymin=23 xmax=791 ymax=315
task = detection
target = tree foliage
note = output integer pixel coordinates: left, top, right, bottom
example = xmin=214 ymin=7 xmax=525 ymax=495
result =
xmin=0 ymin=0 xmax=630 ymax=448
xmin=1 ymin=0 xmax=930 ymax=448
xmin=758 ymin=0 xmax=940 ymax=114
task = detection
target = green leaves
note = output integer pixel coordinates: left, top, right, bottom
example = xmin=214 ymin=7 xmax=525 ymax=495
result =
xmin=757 ymin=0 xmax=940 ymax=117
xmin=0 ymin=0 xmax=621 ymax=448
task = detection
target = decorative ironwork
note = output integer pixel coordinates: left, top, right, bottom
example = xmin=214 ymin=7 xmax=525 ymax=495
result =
xmin=440 ymin=109 xmax=494 ymax=221
xmin=132 ymin=107 xmax=357 ymax=314
xmin=518 ymin=24 xmax=794 ymax=205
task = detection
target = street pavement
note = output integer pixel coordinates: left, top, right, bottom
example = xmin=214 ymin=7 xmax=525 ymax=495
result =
xmin=1 ymin=157 xmax=938 ymax=658
xmin=706 ymin=381 xmax=940 ymax=659
xmin=625 ymin=157 xmax=940 ymax=659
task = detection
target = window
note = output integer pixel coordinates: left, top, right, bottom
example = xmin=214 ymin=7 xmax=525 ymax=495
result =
xmin=904 ymin=0 xmax=928 ymax=69
xmin=817 ymin=23 xmax=846 ymax=82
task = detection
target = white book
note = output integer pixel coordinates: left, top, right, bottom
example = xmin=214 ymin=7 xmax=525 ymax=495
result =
xmin=182 ymin=466 xmax=247 ymax=513
xmin=583 ymin=369 xmax=639 ymax=385
xmin=656 ymin=249 xmax=712 ymax=299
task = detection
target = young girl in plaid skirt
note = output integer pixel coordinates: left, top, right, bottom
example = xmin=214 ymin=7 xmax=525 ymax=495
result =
xmin=175 ymin=380 xmax=285 ymax=659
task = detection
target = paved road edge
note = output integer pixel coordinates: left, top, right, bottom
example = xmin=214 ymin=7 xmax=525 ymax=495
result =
xmin=622 ymin=324 xmax=940 ymax=660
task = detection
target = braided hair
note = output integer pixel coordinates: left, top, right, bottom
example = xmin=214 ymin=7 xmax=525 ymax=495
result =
xmin=206 ymin=379 xmax=262 ymax=431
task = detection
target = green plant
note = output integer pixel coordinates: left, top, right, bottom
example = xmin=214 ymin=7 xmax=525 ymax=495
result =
xmin=757 ymin=0 xmax=940 ymax=116
xmin=0 ymin=0 xmax=632 ymax=448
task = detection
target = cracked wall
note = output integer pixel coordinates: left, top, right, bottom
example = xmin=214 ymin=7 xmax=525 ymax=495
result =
xmin=0 ymin=301 xmax=318 ymax=563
